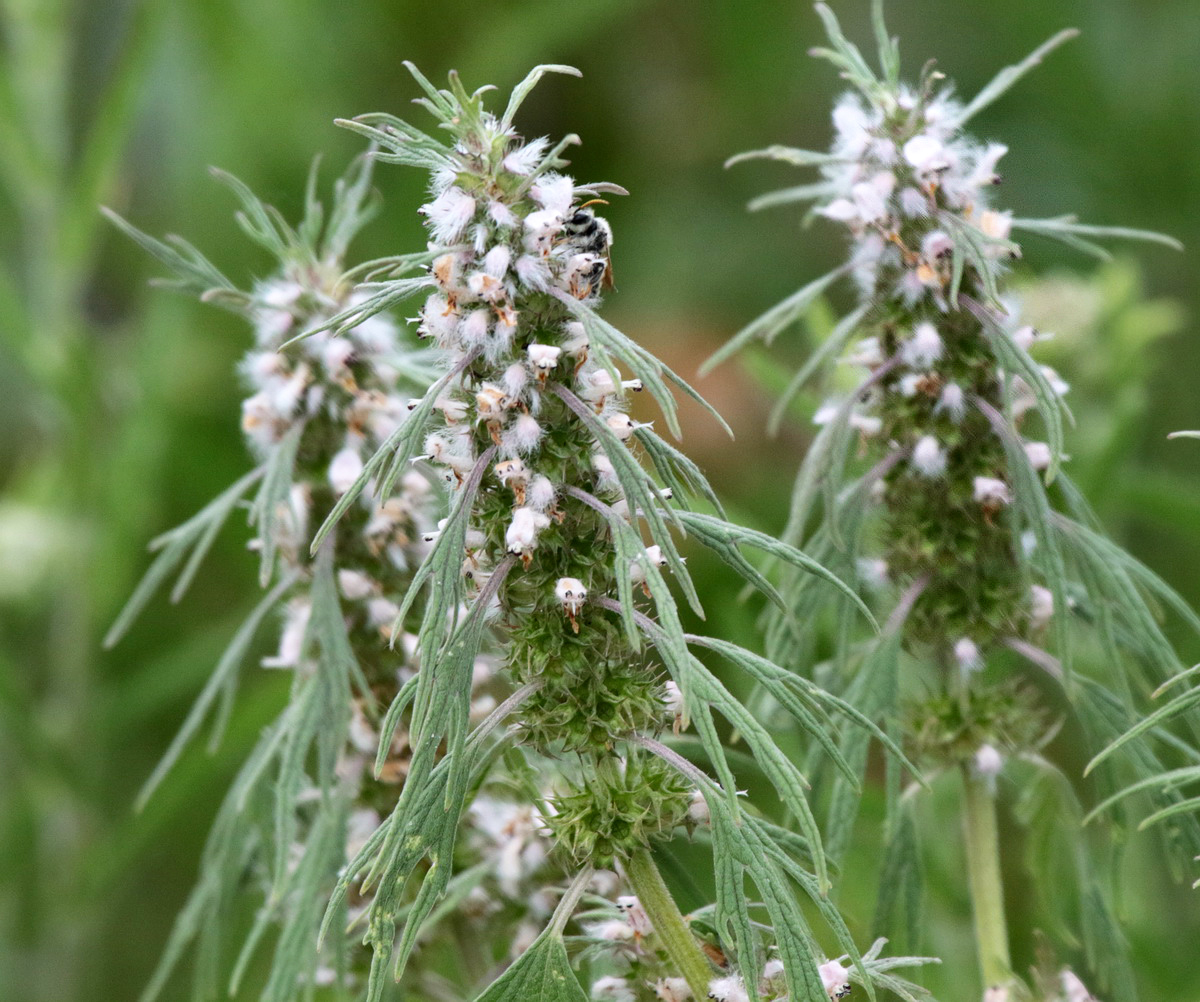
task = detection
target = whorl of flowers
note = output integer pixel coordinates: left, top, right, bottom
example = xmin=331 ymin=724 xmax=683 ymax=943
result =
xmin=720 ymin=4 xmax=1200 ymax=998
xmin=316 ymin=64 xmax=930 ymax=1002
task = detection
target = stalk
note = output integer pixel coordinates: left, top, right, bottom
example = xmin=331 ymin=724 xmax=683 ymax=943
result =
xmin=961 ymin=763 xmax=1011 ymax=991
xmin=625 ymin=847 xmax=713 ymax=1001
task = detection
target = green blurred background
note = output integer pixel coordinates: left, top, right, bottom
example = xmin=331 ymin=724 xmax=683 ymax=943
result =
xmin=2 ymin=0 xmax=1199 ymax=999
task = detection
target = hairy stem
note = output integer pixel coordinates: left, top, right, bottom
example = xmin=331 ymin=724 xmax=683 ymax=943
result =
xmin=961 ymin=764 xmax=1012 ymax=991
xmin=625 ymin=846 xmax=712 ymax=1000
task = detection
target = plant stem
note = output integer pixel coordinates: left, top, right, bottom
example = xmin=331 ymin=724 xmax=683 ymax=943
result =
xmin=961 ymin=763 xmax=1012 ymax=991
xmin=625 ymin=846 xmax=712 ymax=1000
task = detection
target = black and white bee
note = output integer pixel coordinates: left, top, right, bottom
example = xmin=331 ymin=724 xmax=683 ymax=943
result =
xmin=559 ymin=203 xmax=614 ymax=293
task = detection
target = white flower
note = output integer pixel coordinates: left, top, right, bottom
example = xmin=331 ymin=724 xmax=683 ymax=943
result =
xmin=585 ymin=919 xmax=634 ymax=942
xmin=1024 ymin=441 xmax=1052 ymax=471
xmin=420 ymin=186 xmax=476 ymax=243
xmin=523 ymin=208 xmax=562 ymax=256
xmin=1060 ymin=970 xmax=1097 ymax=1002
xmin=337 ymin=569 xmax=375 ymax=601
xmin=482 ymin=244 xmax=511 ymax=279
xmin=630 ymin=544 xmax=667 ymax=584
xmin=555 ymin=577 xmax=587 ymax=616
xmin=606 ymin=413 xmax=640 ymax=441
xmin=503 ymin=136 xmax=549 ymax=175
xmin=850 ymin=412 xmax=882 ymax=436
xmin=502 ymin=362 xmax=529 ymax=400
xmin=973 ymin=476 xmax=1012 ymax=506
xmin=706 ymin=976 xmax=749 ymax=1002
xmin=653 ymin=978 xmax=693 ymax=1002
xmin=762 ymin=959 xmax=785 ymax=982
xmin=1011 ymin=324 xmax=1037 ymax=351
xmin=663 ymin=680 xmax=684 ymax=717
xmin=459 ymin=308 xmax=492 ymax=348
xmin=899 ymin=185 xmax=928 ymax=217
xmin=515 ymin=253 xmax=552 ymax=290
xmin=591 ymin=976 xmax=635 ymax=1002
xmin=1030 ymin=584 xmax=1054 ymax=630
xmin=494 ymin=458 xmax=529 ymax=487
xmin=527 ymin=343 xmax=562 ymax=373
xmin=897 ymin=373 xmax=924 ymax=398
xmin=329 ymin=446 xmax=364 ymax=496
xmin=1041 ymin=365 xmax=1070 ymax=397
xmin=846 ymin=336 xmax=884 ymax=368
xmin=936 ymin=382 xmax=967 ymax=422
xmin=979 ymin=209 xmax=1013 ymax=242
xmin=954 ymin=637 xmax=982 ymax=672
xmin=911 ymin=435 xmax=947 ymax=477
xmin=857 ymin=557 xmax=889 ymax=589
xmin=687 ymin=789 xmax=709 ymax=826
xmin=488 ymin=199 xmax=518 ymax=228
xmin=262 ymin=599 xmax=311 ymax=668
xmin=970 ymin=143 xmax=1008 ymax=188
xmin=530 ymin=172 xmax=575 ymax=215
xmin=504 ymin=413 xmax=543 ymax=455
xmin=902 ymin=321 xmax=944 ymax=368
xmin=527 ymin=475 xmax=555 ymax=511
xmin=505 ymin=506 xmax=551 ymax=557
xmin=982 ymin=987 xmax=1010 ymax=1002
xmin=974 ymin=743 xmax=1004 ymax=777
xmin=903 ymin=133 xmax=950 ymax=173
xmin=818 ymin=959 xmax=851 ymax=1000
xmin=921 ymin=229 xmax=954 ymax=259
xmin=614 ymin=896 xmax=653 ymax=937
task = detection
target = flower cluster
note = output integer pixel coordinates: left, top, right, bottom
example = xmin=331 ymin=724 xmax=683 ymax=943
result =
xmin=722 ymin=5 xmax=1197 ymax=998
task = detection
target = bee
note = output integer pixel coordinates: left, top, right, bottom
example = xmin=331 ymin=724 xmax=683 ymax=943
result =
xmin=560 ymin=200 xmax=614 ymax=292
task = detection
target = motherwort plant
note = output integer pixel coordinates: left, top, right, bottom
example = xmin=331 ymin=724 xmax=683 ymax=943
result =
xmin=314 ymin=65 xmax=933 ymax=1002
xmin=715 ymin=4 xmax=1200 ymax=999
xmin=103 ymin=160 xmax=460 ymax=998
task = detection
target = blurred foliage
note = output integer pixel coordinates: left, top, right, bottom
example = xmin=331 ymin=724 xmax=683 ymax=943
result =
xmin=2 ymin=1 xmax=1199 ymax=1000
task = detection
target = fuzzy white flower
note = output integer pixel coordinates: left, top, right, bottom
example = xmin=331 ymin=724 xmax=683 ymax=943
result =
xmin=502 ymin=136 xmax=549 ymax=175
xmin=527 ymin=343 xmax=562 ymax=373
xmin=902 ymin=321 xmax=944 ymax=368
xmin=979 ymin=209 xmax=1013 ymax=242
xmin=337 ymin=569 xmax=375 ymax=601
xmin=911 ymin=435 xmax=947 ymax=477
xmin=818 ymin=959 xmax=851 ymax=999
xmin=1060 ymin=970 xmax=1097 ymax=1002
xmin=974 ymin=743 xmax=1004 ymax=777
xmin=856 ymin=557 xmax=889 ymax=589
xmin=261 ymin=599 xmax=311 ymax=668
xmin=505 ymin=506 xmax=551 ymax=558
xmin=1024 ymin=441 xmax=1053 ymax=471
xmin=903 ymin=133 xmax=950 ymax=173
xmin=420 ymin=186 xmax=476 ymax=243
xmin=530 ymin=172 xmax=575 ymax=215
xmin=328 ymin=446 xmax=364 ymax=496
xmin=687 ymin=789 xmax=709 ymax=826
xmin=706 ymin=976 xmax=749 ymax=1002
xmin=1030 ymin=584 xmax=1054 ymax=631
xmin=614 ymin=896 xmax=653 ymax=937
xmin=762 ymin=959 xmax=785 ymax=982
xmin=973 ymin=476 xmax=1012 ymax=506
xmin=653 ymin=978 xmax=693 ymax=1002
xmin=955 ymin=637 xmax=982 ymax=672
xmin=591 ymin=976 xmax=636 ymax=1002
xmin=555 ymin=577 xmax=587 ymax=616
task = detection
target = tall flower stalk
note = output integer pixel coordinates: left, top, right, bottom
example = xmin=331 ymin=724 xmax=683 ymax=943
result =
xmin=318 ymin=64 xmax=931 ymax=1002
xmin=104 ymin=159 xmax=454 ymax=998
xmin=716 ymin=4 xmax=1200 ymax=998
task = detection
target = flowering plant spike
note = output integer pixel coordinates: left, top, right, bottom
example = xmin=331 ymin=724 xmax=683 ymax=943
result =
xmin=719 ymin=3 xmax=1200 ymax=998
xmin=312 ymin=63 xmax=935 ymax=1002
xmin=103 ymin=160 xmax=457 ymax=997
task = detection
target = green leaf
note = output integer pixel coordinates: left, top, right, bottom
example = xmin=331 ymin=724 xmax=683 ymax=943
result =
xmin=953 ymin=29 xmax=1080 ymax=127
xmin=472 ymin=930 xmax=587 ymax=1002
